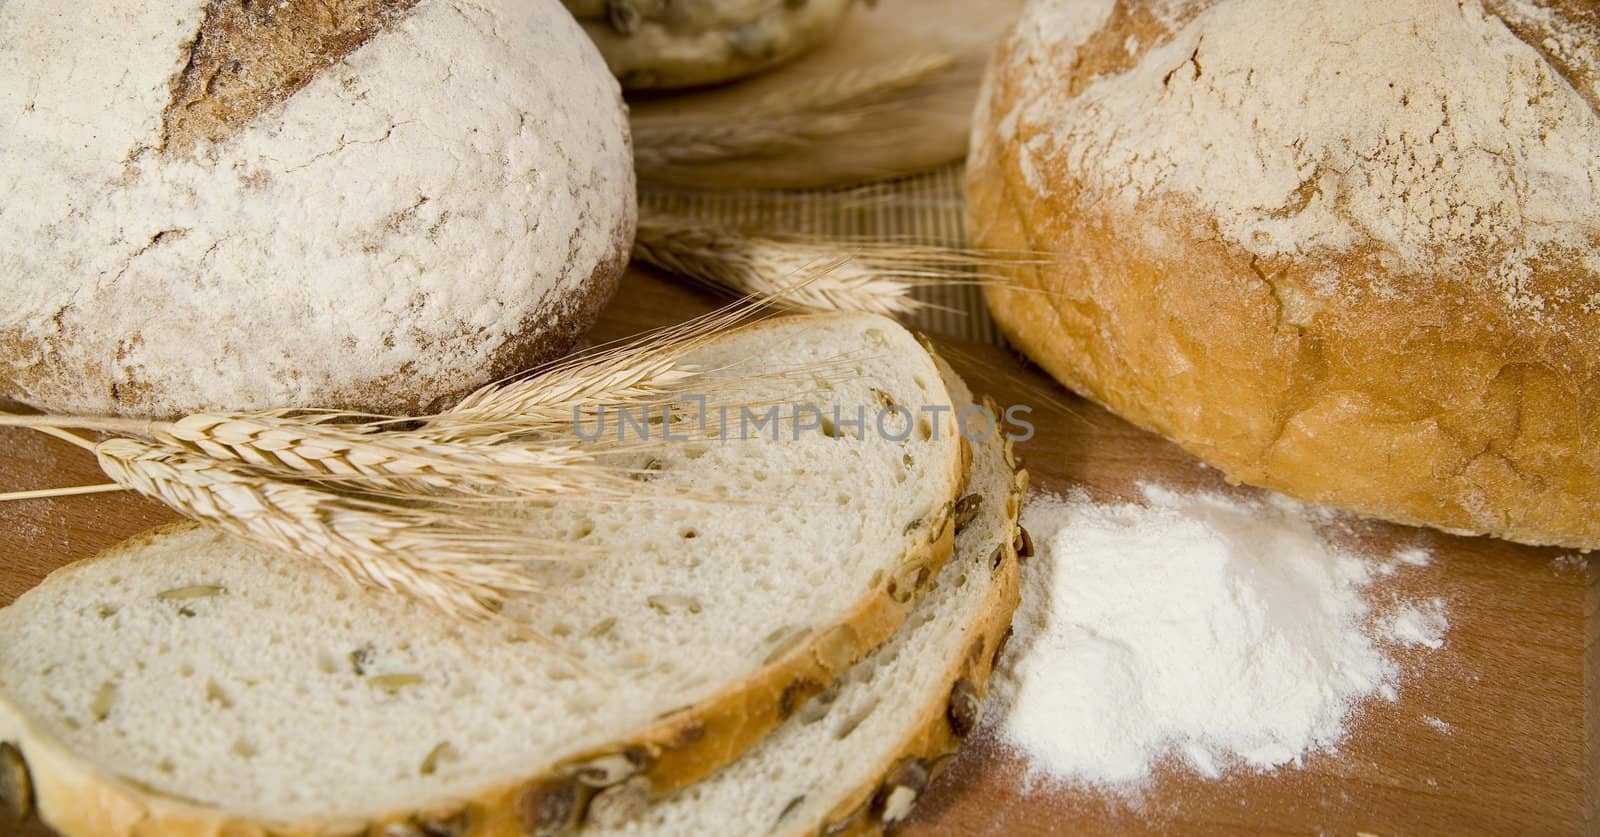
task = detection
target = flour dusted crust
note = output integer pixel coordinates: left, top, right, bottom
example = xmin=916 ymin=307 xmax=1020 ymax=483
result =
xmin=565 ymin=0 xmax=856 ymax=89
xmin=0 ymin=0 xmax=635 ymax=419
xmin=969 ymin=0 xmax=1600 ymax=548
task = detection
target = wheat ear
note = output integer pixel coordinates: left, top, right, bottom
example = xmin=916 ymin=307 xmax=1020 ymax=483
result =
xmin=439 ymin=354 xmax=696 ymax=441
xmin=635 ymin=220 xmax=919 ymax=316
xmin=152 ymin=412 xmax=631 ymax=499
xmin=428 ymin=288 xmax=792 ymax=440
xmin=93 ymin=437 xmax=568 ymax=618
xmin=633 ymin=215 xmax=1051 ymax=316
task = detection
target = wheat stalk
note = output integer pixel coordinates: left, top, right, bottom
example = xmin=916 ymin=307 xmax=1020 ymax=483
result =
xmin=428 ymin=289 xmax=807 ymax=441
xmin=0 ymin=411 xmax=639 ymax=502
xmin=637 ymin=222 xmax=919 ymax=316
xmin=152 ymin=412 xmax=628 ymax=499
xmin=631 ymin=52 xmax=956 ymax=177
xmin=439 ymin=353 xmax=696 ymax=441
xmin=93 ymin=437 xmax=564 ymax=618
xmin=0 ymin=412 xmax=635 ymax=619
xmin=634 ymin=214 xmax=1051 ymax=317
xmin=758 ymin=51 xmax=956 ymax=113
xmin=0 ymin=420 xmax=620 ymax=619
xmin=0 ymin=299 xmax=808 ymax=619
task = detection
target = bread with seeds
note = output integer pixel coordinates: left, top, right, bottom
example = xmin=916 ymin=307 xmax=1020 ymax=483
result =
xmin=0 ymin=0 xmax=635 ymax=419
xmin=588 ymin=368 xmax=1028 ymax=837
xmin=564 ymin=0 xmax=856 ymax=89
xmin=0 ymin=313 xmax=967 ymax=836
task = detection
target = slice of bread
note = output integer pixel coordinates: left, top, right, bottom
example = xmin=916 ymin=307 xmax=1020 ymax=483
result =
xmin=0 ymin=313 xmax=968 ymax=836
xmin=590 ymin=367 xmax=1027 ymax=837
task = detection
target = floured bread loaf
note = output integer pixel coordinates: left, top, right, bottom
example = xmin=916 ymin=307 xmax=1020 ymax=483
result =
xmin=592 ymin=368 xmax=1026 ymax=837
xmin=564 ymin=0 xmax=855 ymax=89
xmin=969 ymin=0 xmax=1600 ymax=548
xmin=0 ymin=313 xmax=968 ymax=836
xmin=0 ymin=0 xmax=635 ymax=419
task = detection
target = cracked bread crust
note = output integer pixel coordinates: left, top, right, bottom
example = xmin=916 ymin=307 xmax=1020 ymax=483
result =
xmin=161 ymin=0 xmax=423 ymax=154
xmin=969 ymin=0 xmax=1600 ymax=548
xmin=0 ymin=0 xmax=635 ymax=419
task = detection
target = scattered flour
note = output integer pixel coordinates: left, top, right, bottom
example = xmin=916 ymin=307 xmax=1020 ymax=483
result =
xmin=1383 ymin=599 xmax=1449 ymax=651
xmin=1391 ymin=547 xmax=1433 ymax=568
xmin=989 ymin=485 xmax=1448 ymax=790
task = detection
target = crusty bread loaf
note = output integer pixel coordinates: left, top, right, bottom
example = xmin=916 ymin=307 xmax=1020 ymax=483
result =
xmin=591 ymin=367 xmax=1025 ymax=837
xmin=968 ymin=0 xmax=1600 ymax=548
xmin=0 ymin=0 xmax=635 ymax=419
xmin=564 ymin=0 xmax=855 ymax=89
xmin=0 ymin=313 xmax=968 ymax=836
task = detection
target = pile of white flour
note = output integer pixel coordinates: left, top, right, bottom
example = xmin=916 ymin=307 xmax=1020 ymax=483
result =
xmin=990 ymin=485 xmax=1448 ymax=789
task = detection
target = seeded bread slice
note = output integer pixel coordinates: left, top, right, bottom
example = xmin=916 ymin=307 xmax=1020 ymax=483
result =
xmin=0 ymin=312 xmax=968 ymax=837
xmin=589 ymin=366 xmax=1027 ymax=837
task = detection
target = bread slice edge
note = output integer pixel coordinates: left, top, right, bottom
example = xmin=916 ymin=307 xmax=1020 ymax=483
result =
xmin=806 ymin=405 xmax=1027 ymax=837
xmin=584 ymin=369 xmax=1026 ymax=837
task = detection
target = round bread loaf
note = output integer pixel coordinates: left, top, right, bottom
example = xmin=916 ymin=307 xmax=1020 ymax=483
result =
xmin=0 ymin=0 xmax=635 ymax=419
xmin=565 ymin=0 xmax=855 ymax=89
xmin=969 ymin=0 xmax=1600 ymax=548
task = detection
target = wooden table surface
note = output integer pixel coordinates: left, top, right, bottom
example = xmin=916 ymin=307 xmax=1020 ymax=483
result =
xmin=3 ymin=268 xmax=1596 ymax=835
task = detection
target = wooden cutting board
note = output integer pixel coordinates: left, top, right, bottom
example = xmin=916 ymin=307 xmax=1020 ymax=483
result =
xmin=2 ymin=267 xmax=1595 ymax=835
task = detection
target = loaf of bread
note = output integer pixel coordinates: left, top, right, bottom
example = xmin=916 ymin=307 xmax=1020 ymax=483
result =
xmin=969 ymin=0 xmax=1600 ymax=548
xmin=564 ymin=0 xmax=855 ymax=89
xmin=0 ymin=0 xmax=636 ymax=419
xmin=0 ymin=313 xmax=968 ymax=836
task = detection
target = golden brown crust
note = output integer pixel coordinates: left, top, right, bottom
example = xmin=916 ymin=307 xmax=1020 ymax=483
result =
xmin=0 ymin=328 xmax=968 ymax=837
xmin=809 ymin=445 xmax=1028 ymax=837
xmin=162 ymin=0 xmax=422 ymax=155
xmin=968 ymin=0 xmax=1600 ymax=549
xmin=1049 ymin=0 xmax=1215 ymax=98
